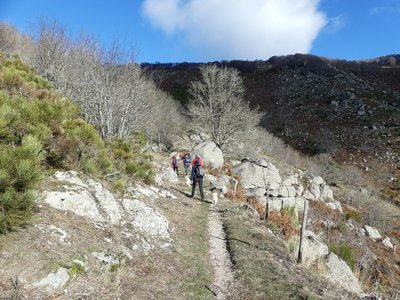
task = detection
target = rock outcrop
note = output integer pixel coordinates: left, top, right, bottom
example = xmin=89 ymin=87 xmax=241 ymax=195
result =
xmin=295 ymin=230 xmax=362 ymax=294
xmin=191 ymin=141 xmax=224 ymax=169
xmin=43 ymin=171 xmax=172 ymax=242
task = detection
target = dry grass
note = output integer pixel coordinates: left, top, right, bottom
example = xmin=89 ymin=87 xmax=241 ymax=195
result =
xmin=267 ymin=210 xmax=299 ymax=240
xmin=219 ymin=199 xmax=356 ymax=300
xmin=246 ymin=197 xmax=266 ymax=217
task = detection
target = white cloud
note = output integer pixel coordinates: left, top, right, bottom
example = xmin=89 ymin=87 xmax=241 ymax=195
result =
xmin=141 ymin=0 xmax=327 ymax=60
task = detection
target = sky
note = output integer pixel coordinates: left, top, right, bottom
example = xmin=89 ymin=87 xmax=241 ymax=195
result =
xmin=0 ymin=0 xmax=399 ymax=63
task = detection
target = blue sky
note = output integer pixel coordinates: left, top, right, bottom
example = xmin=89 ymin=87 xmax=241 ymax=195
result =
xmin=0 ymin=0 xmax=399 ymax=63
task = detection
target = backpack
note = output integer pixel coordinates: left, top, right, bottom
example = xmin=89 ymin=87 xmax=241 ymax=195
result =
xmin=194 ymin=163 xmax=205 ymax=178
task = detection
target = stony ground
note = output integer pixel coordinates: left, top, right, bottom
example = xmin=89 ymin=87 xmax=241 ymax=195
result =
xmin=0 ymin=160 xmax=365 ymax=299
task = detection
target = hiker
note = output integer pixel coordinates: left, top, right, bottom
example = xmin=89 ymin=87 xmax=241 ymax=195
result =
xmin=189 ymin=154 xmax=205 ymax=200
xmin=171 ymin=156 xmax=179 ymax=175
xmin=183 ymin=153 xmax=191 ymax=176
xmin=191 ymin=154 xmax=203 ymax=168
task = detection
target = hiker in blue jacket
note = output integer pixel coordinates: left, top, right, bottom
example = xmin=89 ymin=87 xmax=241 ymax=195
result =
xmin=183 ymin=154 xmax=191 ymax=176
xmin=188 ymin=155 xmax=204 ymax=200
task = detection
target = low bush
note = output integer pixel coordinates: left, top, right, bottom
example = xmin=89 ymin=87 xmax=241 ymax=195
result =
xmin=328 ymin=242 xmax=356 ymax=270
xmin=0 ymin=134 xmax=44 ymax=233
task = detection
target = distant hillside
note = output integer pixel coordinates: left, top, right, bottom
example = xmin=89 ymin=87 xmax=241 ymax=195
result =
xmin=144 ymin=54 xmax=400 ymax=185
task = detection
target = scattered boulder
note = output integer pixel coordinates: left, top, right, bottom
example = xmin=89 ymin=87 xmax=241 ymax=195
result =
xmin=325 ymin=200 xmax=343 ymax=213
xmin=382 ymin=237 xmax=393 ymax=249
xmin=364 ymin=225 xmax=382 ymax=240
xmin=33 ymin=267 xmax=70 ymax=292
xmin=92 ymin=252 xmax=120 ymax=270
xmin=208 ymin=174 xmax=237 ymax=195
xmin=122 ymin=199 xmax=171 ymax=239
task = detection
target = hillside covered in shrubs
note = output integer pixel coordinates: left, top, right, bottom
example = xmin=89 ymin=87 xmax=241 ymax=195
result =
xmin=0 ymin=54 xmax=154 ymax=234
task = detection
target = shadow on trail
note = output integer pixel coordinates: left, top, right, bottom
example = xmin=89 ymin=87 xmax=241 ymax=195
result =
xmin=170 ymin=186 xmax=190 ymax=197
xmin=170 ymin=187 xmax=213 ymax=204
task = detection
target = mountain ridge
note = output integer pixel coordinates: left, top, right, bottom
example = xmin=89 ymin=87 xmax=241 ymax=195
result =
xmin=145 ymin=53 xmax=400 ymax=192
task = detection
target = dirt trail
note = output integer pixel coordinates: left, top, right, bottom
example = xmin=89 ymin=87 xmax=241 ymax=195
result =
xmin=208 ymin=203 xmax=234 ymax=299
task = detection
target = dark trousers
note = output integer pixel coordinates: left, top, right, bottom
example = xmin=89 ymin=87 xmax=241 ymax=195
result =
xmin=173 ymin=166 xmax=178 ymax=175
xmin=191 ymin=177 xmax=204 ymax=200
xmin=184 ymin=163 xmax=190 ymax=176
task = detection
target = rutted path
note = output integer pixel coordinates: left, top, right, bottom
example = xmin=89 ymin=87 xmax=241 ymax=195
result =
xmin=208 ymin=203 xmax=235 ymax=299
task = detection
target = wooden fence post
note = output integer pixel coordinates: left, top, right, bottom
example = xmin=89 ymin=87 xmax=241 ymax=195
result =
xmin=265 ymin=183 xmax=270 ymax=221
xmin=297 ymin=200 xmax=308 ymax=264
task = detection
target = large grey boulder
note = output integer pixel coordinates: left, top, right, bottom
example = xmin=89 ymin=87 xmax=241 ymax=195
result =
xmin=43 ymin=188 xmax=105 ymax=222
xmin=191 ymin=141 xmax=224 ymax=169
xmin=43 ymin=171 xmax=172 ymax=243
xmin=122 ymin=199 xmax=170 ymax=239
xmin=301 ymin=230 xmax=330 ymax=268
xmin=268 ymin=197 xmax=306 ymax=214
xmin=382 ymin=237 xmax=393 ymax=249
xmin=43 ymin=171 xmax=122 ymax=224
xmin=297 ymin=230 xmax=361 ymax=294
xmin=87 ymin=179 xmax=122 ymax=224
xmin=233 ymin=159 xmax=281 ymax=198
xmin=323 ymin=253 xmax=362 ymax=293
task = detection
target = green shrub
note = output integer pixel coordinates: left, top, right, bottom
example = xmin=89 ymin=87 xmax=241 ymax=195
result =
xmin=0 ymin=189 xmax=35 ymax=234
xmin=125 ymin=160 xmax=137 ymax=175
xmin=344 ymin=209 xmax=362 ymax=222
xmin=110 ymin=263 xmax=121 ymax=272
xmin=132 ymin=131 xmax=148 ymax=147
xmin=113 ymin=179 xmax=126 ymax=192
xmin=328 ymin=243 xmax=356 ymax=270
xmin=98 ymin=151 xmax=114 ymax=174
xmin=80 ymin=158 xmax=98 ymax=175
xmin=111 ymin=138 xmax=134 ymax=160
xmin=68 ymin=262 xmax=85 ymax=280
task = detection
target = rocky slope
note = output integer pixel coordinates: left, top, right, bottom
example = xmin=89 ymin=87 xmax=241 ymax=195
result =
xmin=145 ymin=54 xmax=400 ymax=184
xmin=2 ymin=140 xmax=399 ymax=299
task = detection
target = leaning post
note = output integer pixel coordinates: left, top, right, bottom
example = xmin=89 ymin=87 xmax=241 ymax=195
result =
xmin=297 ymin=200 xmax=308 ymax=264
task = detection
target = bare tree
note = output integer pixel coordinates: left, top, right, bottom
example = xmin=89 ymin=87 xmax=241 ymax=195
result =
xmin=188 ymin=65 xmax=262 ymax=148
xmin=0 ymin=23 xmax=33 ymax=59
xmin=27 ymin=20 xmax=182 ymax=140
xmin=30 ymin=19 xmax=72 ymax=86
